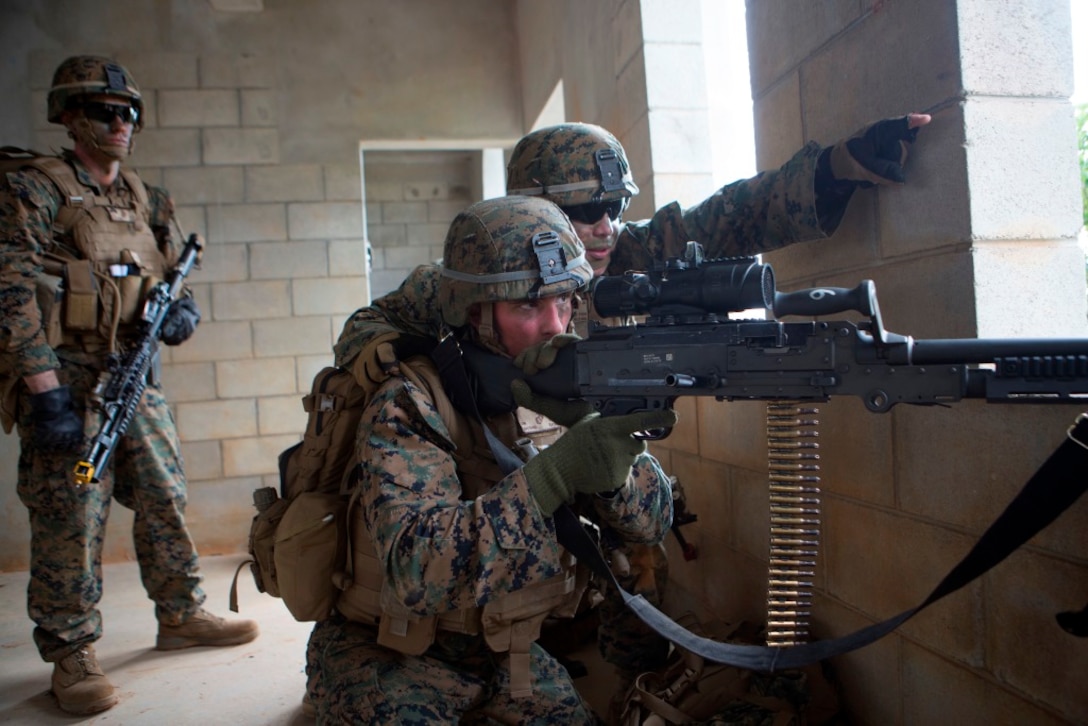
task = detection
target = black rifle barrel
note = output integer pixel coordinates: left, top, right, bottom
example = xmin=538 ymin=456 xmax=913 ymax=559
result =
xmin=908 ymin=338 xmax=1088 ymax=365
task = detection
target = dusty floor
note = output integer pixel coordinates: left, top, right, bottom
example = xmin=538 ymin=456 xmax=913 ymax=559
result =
xmin=0 ymin=553 xmax=615 ymax=724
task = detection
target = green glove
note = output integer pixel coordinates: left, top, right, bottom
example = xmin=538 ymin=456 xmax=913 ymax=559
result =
xmin=512 ymin=333 xmax=580 ymax=376
xmin=511 ymin=379 xmax=594 ymax=428
xmin=522 ymin=407 xmax=679 ymax=516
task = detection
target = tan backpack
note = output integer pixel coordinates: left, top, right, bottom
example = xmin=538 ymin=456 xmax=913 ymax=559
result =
xmin=231 ymin=333 xmax=455 ymax=622
xmin=232 ymin=364 xmax=367 ymax=620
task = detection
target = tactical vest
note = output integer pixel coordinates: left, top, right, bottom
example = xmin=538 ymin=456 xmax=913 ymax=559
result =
xmin=334 ymin=354 xmax=580 ymax=699
xmin=13 ymin=154 xmax=169 ymax=353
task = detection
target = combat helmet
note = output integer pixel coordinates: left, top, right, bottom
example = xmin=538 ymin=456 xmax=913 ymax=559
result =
xmin=506 ymin=123 xmax=639 ymax=209
xmin=439 ymin=195 xmax=592 ymax=329
xmin=47 ymin=55 xmax=144 ymax=130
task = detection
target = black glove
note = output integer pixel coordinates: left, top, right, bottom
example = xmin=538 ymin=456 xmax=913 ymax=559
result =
xmin=28 ymin=385 xmax=83 ymax=453
xmin=828 ymin=115 xmax=924 ymax=188
xmin=160 ymin=297 xmax=201 ymax=346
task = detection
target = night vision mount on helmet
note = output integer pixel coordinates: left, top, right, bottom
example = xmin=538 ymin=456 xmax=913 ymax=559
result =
xmin=47 ymin=55 xmax=144 ymax=130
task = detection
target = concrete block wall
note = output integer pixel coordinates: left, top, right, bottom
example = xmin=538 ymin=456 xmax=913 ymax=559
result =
xmin=362 ymin=152 xmax=474 ymax=298
xmin=647 ymin=1 xmax=1088 ymax=723
xmin=0 ymin=0 xmax=527 ymax=573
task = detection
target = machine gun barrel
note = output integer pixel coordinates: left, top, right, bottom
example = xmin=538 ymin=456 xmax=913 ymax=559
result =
xmin=73 ymin=234 xmax=203 ymax=485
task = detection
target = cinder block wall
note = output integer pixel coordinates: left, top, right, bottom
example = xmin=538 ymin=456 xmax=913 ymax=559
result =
xmin=0 ymin=0 xmax=524 ymax=571
xmin=642 ymin=1 xmax=1087 ymax=724
xmin=363 ymin=152 xmax=475 ymax=298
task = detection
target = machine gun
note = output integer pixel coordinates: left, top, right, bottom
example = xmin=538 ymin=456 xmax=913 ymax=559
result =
xmin=462 ymin=242 xmax=1088 ymax=427
xmin=447 ymin=242 xmax=1088 ymax=658
xmin=73 ymin=234 xmax=204 ymax=485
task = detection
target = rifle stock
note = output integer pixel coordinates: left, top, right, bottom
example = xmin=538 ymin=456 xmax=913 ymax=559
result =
xmin=73 ymin=234 xmax=203 ymax=484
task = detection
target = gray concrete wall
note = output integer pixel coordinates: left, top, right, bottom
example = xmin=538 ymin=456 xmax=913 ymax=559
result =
xmin=649 ymin=1 xmax=1088 ymax=723
xmin=0 ymin=0 xmax=524 ymax=568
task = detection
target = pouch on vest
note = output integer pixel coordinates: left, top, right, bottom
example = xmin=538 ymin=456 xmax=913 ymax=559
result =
xmin=63 ymin=259 xmax=98 ymax=331
xmin=115 ymin=249 xmax=149 ymax=324
xmin=274 ymin=490 xmax=347 ymax=622
xmin=236 ymin=365 xmax=367 ymax=616
xmin=248 ymin=492 xmax=290 ymax=598
xmin=377 ymin=600 xmax=440 ymax=656
xmin=35 ymin=272 xmax=65 ymax=349
xmin=332 ymin=487 xmax=384 ymax=624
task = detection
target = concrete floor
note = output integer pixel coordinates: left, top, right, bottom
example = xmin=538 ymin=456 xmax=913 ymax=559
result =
xmin=0 ymin=553 xmax=615 ymax=724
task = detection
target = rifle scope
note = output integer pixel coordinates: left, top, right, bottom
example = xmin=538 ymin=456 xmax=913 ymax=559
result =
xmin=591 ymin=257 xmax=774 ymax=318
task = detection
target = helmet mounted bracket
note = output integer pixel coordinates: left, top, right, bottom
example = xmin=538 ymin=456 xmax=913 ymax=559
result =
xmin=595 ymin=149 xmax=626 ymax=195
xmin=532 ymin=231 xmax=575 ymax=290
xmin=105 ymin=64 xmax=128 ymax=92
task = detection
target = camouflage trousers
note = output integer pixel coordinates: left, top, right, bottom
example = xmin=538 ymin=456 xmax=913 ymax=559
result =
xmin=306 ymin=615 xmax=602 ymax=724
xmin=15 ymin=352 xmax=205 ymax=662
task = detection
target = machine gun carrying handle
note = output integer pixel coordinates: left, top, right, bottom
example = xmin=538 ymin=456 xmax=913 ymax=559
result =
xmin=773 ymin=280 xmax=878 ymax=319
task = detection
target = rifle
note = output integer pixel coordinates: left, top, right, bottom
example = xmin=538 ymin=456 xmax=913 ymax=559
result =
xmin=73 ymin=234 xmax=204 ymax=485
xmin=460 ymin=242 xmax=1088 ymax=428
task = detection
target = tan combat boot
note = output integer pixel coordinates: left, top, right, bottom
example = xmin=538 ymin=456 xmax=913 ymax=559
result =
xmin=155 ymin=608 xmax=260 ymax=650
xmin=51 ymin=645 xmax=119 ymax=715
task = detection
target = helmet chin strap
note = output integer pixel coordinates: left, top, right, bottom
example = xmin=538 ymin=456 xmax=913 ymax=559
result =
xmin=470 ymin=302 xmax=508 ymax=356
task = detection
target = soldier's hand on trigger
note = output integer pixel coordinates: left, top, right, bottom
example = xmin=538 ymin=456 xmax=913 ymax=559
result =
xmin=829 ymin=113 xmax=931 ymax=187
xmin=28 ymin=385 xmax=84 ymax=453
xmin=520 ymin=394 xmax=678 ymax=516
xmin=512 ymin=332 xmax=580 ymax=376
xmin=511 ymin=377 xmax=595 ymax=429
xmin=160 ymin=297 xmax=201 ymax=346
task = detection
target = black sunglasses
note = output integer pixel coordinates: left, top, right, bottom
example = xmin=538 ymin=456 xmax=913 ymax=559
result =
xmin=80 ymin=101 xmax=139 ymax=126
xmin=562 ymin=198 xmax=627 ymax=225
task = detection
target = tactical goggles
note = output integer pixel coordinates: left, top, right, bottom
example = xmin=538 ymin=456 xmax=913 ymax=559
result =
xmin=80 ymin=101 xmax=140 ymax=126
xmin=561 ymin=198 xmax=628 ymax=225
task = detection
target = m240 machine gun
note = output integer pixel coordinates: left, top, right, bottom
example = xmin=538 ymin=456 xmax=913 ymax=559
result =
xmin=73 ymin=234 xmax=203 ymax=485
xmin=507 ymin=245 xmax=1088 ymax=422
xmin=456 ymin=242 xmax=1088 ymax=654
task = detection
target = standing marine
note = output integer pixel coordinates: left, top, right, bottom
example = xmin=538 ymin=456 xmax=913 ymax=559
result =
xmin=0 ymin=55 xmax=259 ymax=716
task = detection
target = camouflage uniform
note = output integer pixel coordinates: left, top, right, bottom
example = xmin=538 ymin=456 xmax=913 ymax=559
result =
xmin=0 ymin=151 xmax=205 ymax=662
xmin=329 ymin=137 xmax=833 ymax=689
xmin=307 ymin=197 xmax=673 ymax=723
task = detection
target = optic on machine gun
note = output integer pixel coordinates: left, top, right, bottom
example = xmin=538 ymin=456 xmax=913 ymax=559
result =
xmin=591 ymin=243 xmax=774 ymax=320
xmin=591 ymin=240 xmax=884 ymax=324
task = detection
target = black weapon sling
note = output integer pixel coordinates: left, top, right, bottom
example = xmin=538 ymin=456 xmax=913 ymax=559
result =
xmin=434 ymin=336 xmax=1088 ymax=670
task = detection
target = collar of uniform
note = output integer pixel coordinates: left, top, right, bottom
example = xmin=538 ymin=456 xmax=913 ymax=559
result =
xmin=61 ymin=148 xmax=120 ymax=194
